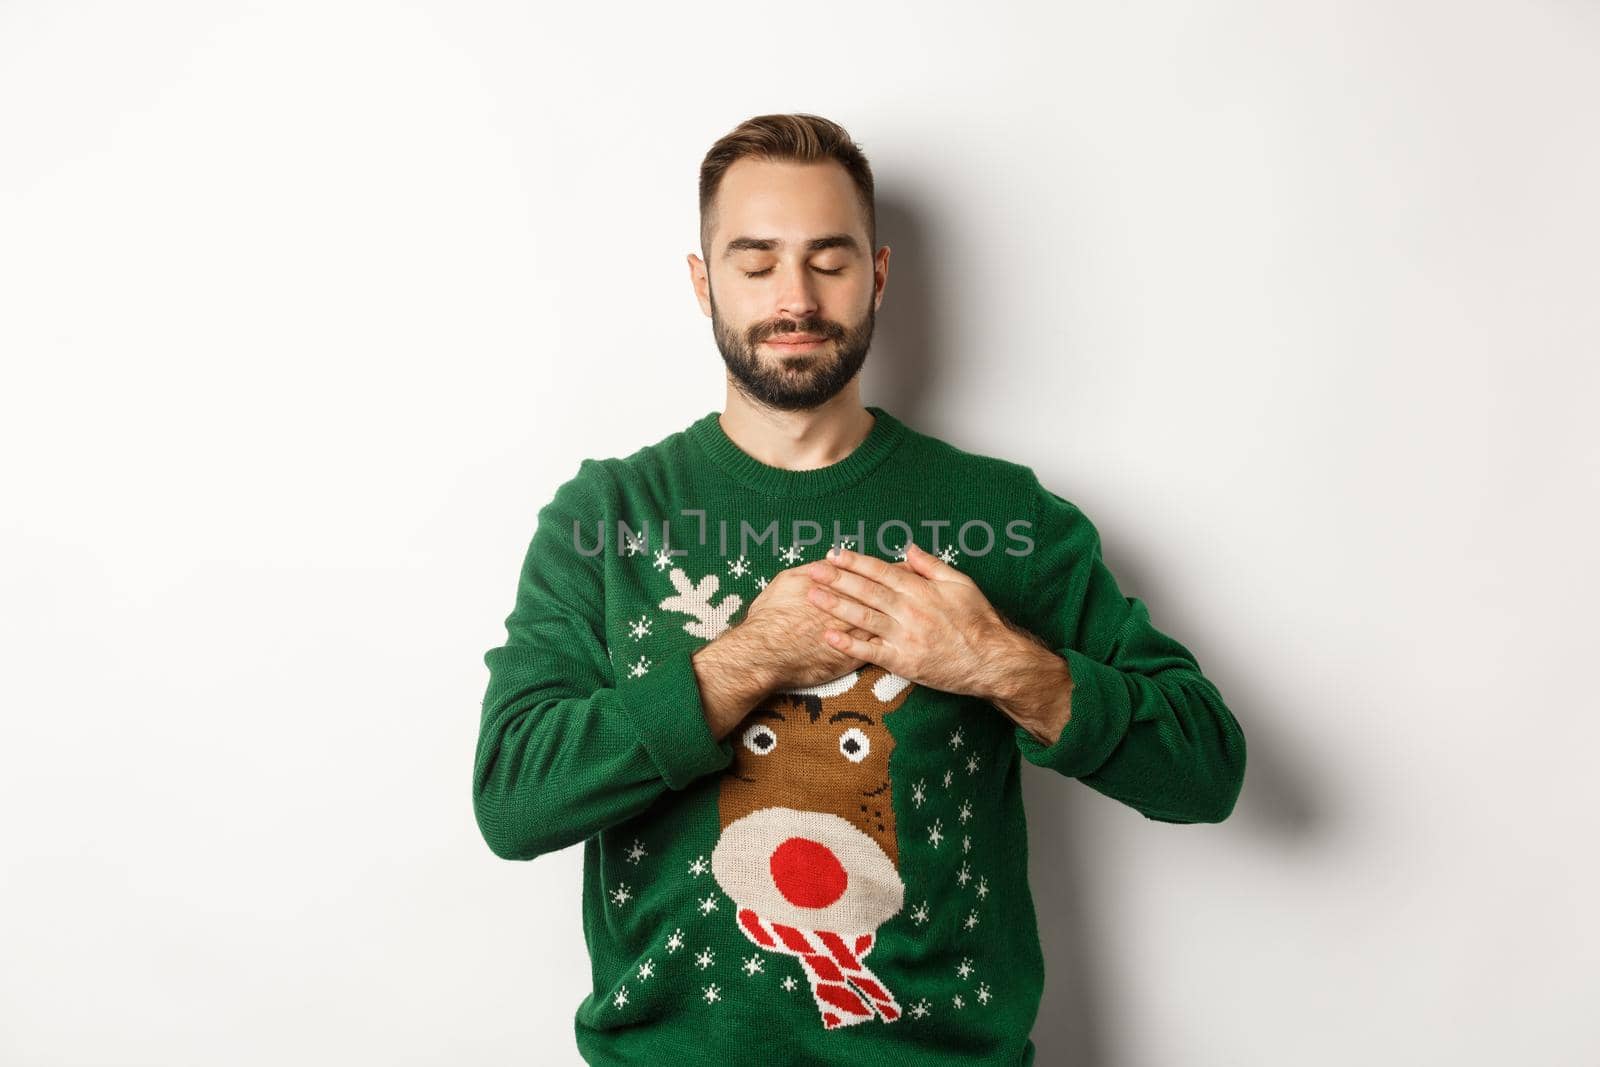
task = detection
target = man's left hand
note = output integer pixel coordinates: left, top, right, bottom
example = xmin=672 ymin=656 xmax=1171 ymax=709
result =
xmin=804 ymin=542 xmax=1021 ymax=700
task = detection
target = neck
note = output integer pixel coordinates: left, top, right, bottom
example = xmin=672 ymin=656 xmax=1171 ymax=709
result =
xmin=717 ymin=386 xmax=875 ymax=472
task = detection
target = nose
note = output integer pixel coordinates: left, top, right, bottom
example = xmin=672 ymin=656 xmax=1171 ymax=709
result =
xmin=776 ymin=265 xmax=819 ymax=320
xmin=769 ymin=837 xmax=848 ymax=908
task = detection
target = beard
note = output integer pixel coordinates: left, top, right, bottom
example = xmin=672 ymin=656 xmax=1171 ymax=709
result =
xmin=710 ymin=287 xmax=875 ymax=412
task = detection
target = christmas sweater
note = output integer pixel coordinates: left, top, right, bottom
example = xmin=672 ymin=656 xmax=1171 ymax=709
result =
xmin=473 ymin=404 xmax=1247 ymax=1066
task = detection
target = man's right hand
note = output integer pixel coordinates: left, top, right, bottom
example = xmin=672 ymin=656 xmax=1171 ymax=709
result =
xmin=725 ymin=561 xmax=881 ymax=690
xmin=692 ymin=561 xmax=884 ymax=742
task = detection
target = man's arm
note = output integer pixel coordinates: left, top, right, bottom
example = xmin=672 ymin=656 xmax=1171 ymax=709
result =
xmin=995 ymin=474 xmax=1248 ymax=824
xmin=473 ymin=460 xmax=761 ymax=861
xmin=692 ymin=632 xmax=781 ymax=743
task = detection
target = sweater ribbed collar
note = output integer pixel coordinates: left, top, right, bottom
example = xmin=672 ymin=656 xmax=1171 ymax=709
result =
xmin=687 ymin=404 xmax=907 ymax=498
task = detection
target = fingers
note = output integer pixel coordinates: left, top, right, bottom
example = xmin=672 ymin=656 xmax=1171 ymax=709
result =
xmin=824 ymin=613 xmax=872 ymax=640
xmin=902 ymin=541 xmax=973 ymax=584
xmin=821 ymin=546 xmax=911 ymax=593
xmin=821 ymin=626 xmax=882 ymax=661
xmin=808 ymin=583 xmax=894 ymax=635
xmin=807 ymin=558 xmax=899 ymax=610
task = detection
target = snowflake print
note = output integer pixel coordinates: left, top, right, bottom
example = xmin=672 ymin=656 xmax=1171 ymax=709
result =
xmin=962 ymin=834 xmax=972 ymax=854
xmin=613 ymin=985 xmax=629 ymax=1009
xmin=938 ymin=544 xmax=960 ymax=566
xmin=956 ymin=957 xmax=975 ymax=980
xmin=910 ymin=998 xmax=932 ymax=1019
xmin=624 ymin=838 xmax=648 ymax=865
xmin=910 ymin=900 xmax=930 ymax=925
xmin=702 ymin=983 xmax=722 ymax=1004
xmin=975 ymin=876 xmax=989 ymax=900
xmin=964 ymin=909 xmax=981 ymax=931
xmin=665 ymin=929 xmax=685 ymax=953
xmin=958 ymin=799 xmax=973 ymax=824
xmin=891 ymin=541 xmax=911 ymax=562
xmin=942 ymin=769 xmax=953 ymax=789
xmin=781 ymin=975 xmax=798 ymax=992
xmin=627 ymin=615 xmax=653 ymax=640
xmin=652 ymin=548 xmax=673 ymax=571
xmin=966 ymin=753 xmax=981 ymax=776
xmin=755 ymin=574 xmax=769 ymax=591
xmin=927 ymin=819 xmax=945 ymax=848
xmin=779 ymin=542 xmax=805 ymax=564
xmin=834 ymin=538 xmax=856 ymax=553
xmin=609 ymin=883 xmax=633 ymax=908
xmin=727 ymin=555 xmax=751 ymax=578
xmin=637 ymin=959 xmax=655 ymax=980
xmin=976 ymin=983 xmax=992 ymax=1004
xmin=687 ymin=854 xmax=709 ymax=877
xmin=741 ymin=954 xmax=765 ymax=976
xmin=952 ymin=993 xmax=966 ymax=1009
xmin=949 ymin=726 xmax=965 ymax=751
xmin=622 ymin=530 xmax=646 ymax=556
xmin=695 ymin=947 xmax=716 ymax=970
xmin=697 ymin=893 xmax=720 ymax=916
xmin=627 ymin=656 xmax=651 ymax=679
xmin=956 ymin=862 xmax=972 ymax=887
xmin=912 ymin=778 xmax=926 ymax=808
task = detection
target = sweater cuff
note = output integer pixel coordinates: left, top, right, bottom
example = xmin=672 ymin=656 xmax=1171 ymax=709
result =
xmin=1013 ymin=647 xmax=1134 ymax=778
xmin=618 ymin=645 xmax=735 ymax=790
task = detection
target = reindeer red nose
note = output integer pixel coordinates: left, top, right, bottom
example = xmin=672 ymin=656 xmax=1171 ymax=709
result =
xmin=770 ymin=837 xmax=849 ymax=908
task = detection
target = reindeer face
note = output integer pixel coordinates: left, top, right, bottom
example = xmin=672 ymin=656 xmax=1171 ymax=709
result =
xmin=711 ymin=666 xmax=915 ymax=936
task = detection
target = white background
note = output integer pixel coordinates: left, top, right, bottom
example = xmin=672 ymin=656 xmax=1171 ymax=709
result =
xmin=3 ymin=2 xmax=1596 ymax=1064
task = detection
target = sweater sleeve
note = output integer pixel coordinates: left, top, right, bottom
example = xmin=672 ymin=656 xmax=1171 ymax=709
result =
xmin=473 ymin=459 xmax=735 ymax=861
xmin=1009 ymin=474 xmax=1247 ymax=824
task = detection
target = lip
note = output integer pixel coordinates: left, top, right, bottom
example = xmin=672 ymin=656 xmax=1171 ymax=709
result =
xmin=765 ymin=335 xmax=827 ymax=347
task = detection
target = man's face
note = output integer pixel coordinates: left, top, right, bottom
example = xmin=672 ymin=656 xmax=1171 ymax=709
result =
xmin=689 ymin=158 xmax=889 ymax=411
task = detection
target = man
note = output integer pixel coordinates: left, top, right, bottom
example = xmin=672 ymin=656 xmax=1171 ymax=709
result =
xmin=474 ymin=113 xmax=1246 ymax=1066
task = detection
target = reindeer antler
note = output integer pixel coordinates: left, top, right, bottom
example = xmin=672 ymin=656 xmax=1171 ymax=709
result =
xmin=780 ymin=664 xmax=916 ymax=715
xmin=659 ymin=567 xmax=743 ymax=640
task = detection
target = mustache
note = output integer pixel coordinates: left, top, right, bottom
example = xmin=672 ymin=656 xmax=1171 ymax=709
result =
xmin=754 ymin=319 xmax=842 ymax=342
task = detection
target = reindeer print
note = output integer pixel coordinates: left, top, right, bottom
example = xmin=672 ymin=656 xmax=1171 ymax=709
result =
xmin=658 ymin=565 xmax=918 ymax=1030
xmin=714 ymin=666 xmax=916 ymax=1030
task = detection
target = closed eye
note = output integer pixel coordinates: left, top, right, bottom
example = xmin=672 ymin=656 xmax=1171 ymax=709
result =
xmin=743 ymin=267 xmax=845 ymax=279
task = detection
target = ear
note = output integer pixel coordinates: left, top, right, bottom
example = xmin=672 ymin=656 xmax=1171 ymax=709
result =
xmin=872 ymin=244 xmax=890 ymax=311
xmin=857 ymin=664 xmax=915 ymax=717
xmin=687 ymin=252 xmax=712 ymax=317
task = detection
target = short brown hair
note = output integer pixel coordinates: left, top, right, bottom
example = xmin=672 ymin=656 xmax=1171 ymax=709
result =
xmin=698 ymin=113 xmax=876 ymax=255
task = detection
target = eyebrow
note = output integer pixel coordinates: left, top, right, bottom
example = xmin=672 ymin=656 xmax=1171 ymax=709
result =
xmin=722 ymin=233 xmax=860 ymax=258
xmin=828 ymin=710 xmax=877 ymax=726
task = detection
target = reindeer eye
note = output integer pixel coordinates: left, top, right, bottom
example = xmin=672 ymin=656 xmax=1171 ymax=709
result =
xmin=839 ymin=727 xmax=871 ymax=763
xmin=742 ymin=723 xmax=778 ymax=756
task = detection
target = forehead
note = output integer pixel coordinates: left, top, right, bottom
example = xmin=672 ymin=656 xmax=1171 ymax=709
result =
xmin=712 ymin=157 xmax=867 ymax=250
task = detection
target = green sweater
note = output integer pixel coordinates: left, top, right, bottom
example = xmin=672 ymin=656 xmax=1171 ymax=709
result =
xmin=474 ymin=405 xmax=1246 ymax=1066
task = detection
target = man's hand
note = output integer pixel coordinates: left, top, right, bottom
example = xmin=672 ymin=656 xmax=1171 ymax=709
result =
xmin=692 ymin=562 xmax=895 ymax=743
xmin=721 ymin=562 xmax=881 ymax=691
xmin=805 ymin=543 xmax=1072 ymax=727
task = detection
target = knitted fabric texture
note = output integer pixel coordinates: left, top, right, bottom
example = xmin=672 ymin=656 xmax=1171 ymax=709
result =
xmin=473 ymin=405 xmax=1248 ymax=1067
